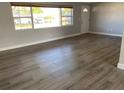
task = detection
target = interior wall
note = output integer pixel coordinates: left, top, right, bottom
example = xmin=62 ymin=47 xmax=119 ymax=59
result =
xmin=90 ymin=3 xmax=124 ymax=36
xmin=0 ymin=2 xmax=87 ymax=51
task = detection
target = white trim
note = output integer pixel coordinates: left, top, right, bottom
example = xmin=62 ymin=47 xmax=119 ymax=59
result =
xmin=88 ymin=31 xmax=122 ymax=37
xmin=117 ymin=63 xmax=124 ymax=70
xmin=0 ymin=33 xmax=83 ymax=52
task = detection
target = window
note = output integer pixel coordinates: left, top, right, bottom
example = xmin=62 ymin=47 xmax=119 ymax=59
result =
xmin=32 ymin=7 xmax=60 ymax=28
xmin=12 ymin=6 xmax=73 ymax=30
xmin=61 ymin=8 xmax=73 ymax=26
xmin=12 ymin=6 xmax=32 ymax=30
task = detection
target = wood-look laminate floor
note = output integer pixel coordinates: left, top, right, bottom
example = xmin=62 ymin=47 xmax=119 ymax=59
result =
xmin=0 ymin=33 xmax=123 ymax=90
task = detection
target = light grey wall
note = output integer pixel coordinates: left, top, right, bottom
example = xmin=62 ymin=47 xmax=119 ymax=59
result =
xmin=0 ymin=2 xmax=87 ymax=51
xmin=90 ymin=3 xmax=124 ymax=35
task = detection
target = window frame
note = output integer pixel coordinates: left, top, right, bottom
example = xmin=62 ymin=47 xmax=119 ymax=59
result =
xmin=12 ymin=6 xmax=33 ymax=30
xmin=11 ymin=5 xmax=73 ymax=31
xmin=61 ymin=8 xmax=73 ymax=26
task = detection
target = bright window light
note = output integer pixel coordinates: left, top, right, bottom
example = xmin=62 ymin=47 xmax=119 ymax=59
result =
xmin=12 ymin=6 xmax=73 ymax=30
xmin=32 ymin=7 xmax=60 ymax=28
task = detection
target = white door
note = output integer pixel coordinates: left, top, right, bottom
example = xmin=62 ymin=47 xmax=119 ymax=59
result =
xmin=81 ymin=5 xmax=90 ymax=33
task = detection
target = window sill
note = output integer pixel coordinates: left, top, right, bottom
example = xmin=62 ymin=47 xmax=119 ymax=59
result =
xmin=15 ymin=24 xmax=73 ymax=31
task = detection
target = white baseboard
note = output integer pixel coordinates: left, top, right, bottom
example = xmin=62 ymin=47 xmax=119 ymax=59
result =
xmin=0 ymin=33 xmax=83 ymax=52
xmin=117 ymin=63 xmax=124 ymax=70
xmin=88 ymin=31 xmax=122 ymax=37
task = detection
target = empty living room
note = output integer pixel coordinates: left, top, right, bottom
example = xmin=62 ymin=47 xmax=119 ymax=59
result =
xmin=1 ymin=0 xmax=124 ymax=91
